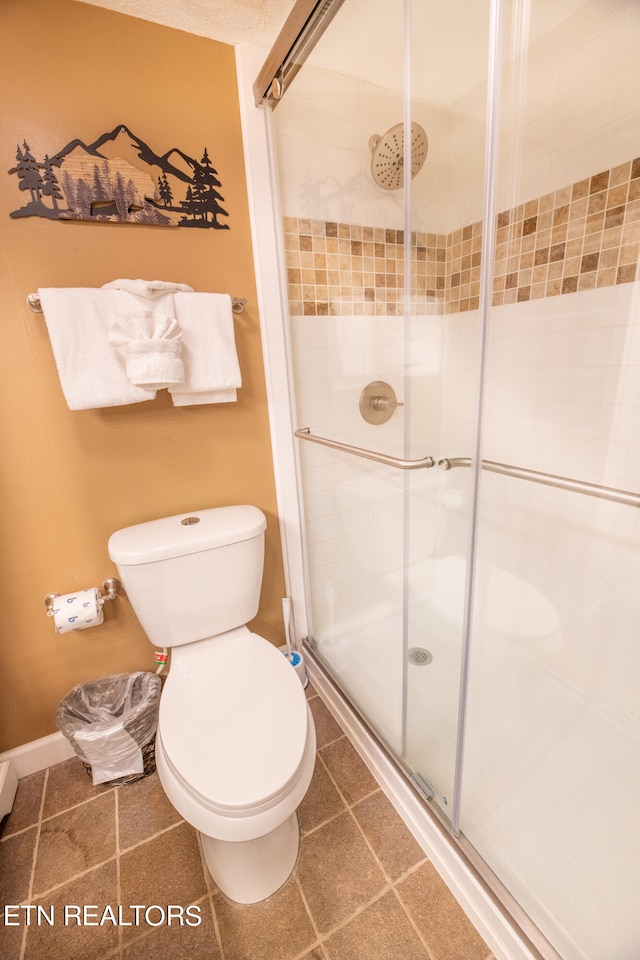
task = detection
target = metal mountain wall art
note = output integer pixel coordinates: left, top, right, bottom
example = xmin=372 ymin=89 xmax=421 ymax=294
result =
xmin=8 ymin=125 xmax=229 ymax=229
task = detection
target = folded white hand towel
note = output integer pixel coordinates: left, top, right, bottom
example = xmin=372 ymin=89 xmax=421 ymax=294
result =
xmin=38 ymin=288 xmax=157 ymax=410
xmin=102 ymin=279 xmax=194 ymax=299
xmin=168 ymin=293 xmax=242 ymax=406
xmin=108 ymin=311 xmax=185 ymax=389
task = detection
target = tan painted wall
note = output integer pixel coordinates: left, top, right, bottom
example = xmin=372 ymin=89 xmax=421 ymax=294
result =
xmin=0 ymin=0 xmax=286 ymax=751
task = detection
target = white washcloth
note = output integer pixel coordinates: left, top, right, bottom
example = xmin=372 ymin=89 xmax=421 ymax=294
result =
xmin=108 ymin=311 xmax=185 ymax=388
xmin=169 ymin=292 xmax=242 ymax=406
xmin=102 ymin=279 xmax=194 ymax=299
xmin=38 ymin=288 xmax=157 ymax=410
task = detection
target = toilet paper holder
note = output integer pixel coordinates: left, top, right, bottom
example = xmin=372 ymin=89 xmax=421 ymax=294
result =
xmin=44 ymin=577 xmax=121 ymax=615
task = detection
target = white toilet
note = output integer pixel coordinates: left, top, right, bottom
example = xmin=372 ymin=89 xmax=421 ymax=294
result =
xmin=107 ymin=505 xmax=316 ymax=904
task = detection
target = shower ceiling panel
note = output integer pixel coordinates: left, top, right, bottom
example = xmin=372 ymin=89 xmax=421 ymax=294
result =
xmin=303 ymin=0 xmax=589 ymax=104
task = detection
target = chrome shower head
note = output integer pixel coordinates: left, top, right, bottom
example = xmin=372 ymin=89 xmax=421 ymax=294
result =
xmin=369 ymin=122 xmax=428 ymax=191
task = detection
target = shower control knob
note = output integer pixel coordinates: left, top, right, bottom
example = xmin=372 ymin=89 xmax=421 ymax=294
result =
xmin=359 ymin=380 xmax=404 ymax=424
xmin=371 ymin=394 xmax=403 ymax=412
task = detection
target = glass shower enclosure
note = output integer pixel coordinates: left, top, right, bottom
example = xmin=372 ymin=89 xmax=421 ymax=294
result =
xmin=269 ymin=0 xmax=640 ymax=957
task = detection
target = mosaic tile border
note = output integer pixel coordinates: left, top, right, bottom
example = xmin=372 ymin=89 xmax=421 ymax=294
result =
xmin=491 ymin=156 xmax=640 ymax=308
xmin=283 ymin=155 xmax=640 ymax=316
xmin=282 ymin=220 xmax=447 ymax=316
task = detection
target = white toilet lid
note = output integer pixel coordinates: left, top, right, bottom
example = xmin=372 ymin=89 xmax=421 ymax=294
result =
xmin=159 ymin=629 xmax=310 ymax=813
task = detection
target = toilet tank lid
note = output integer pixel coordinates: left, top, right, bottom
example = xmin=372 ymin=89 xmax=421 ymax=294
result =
xmin=108 ymin=505 xmax=266 ymax=565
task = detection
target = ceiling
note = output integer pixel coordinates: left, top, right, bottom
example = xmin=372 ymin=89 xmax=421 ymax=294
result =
xmin=73 ymin=0 xmax=296 ymax=47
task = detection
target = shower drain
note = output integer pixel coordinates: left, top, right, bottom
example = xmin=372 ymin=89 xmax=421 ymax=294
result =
xmin=408 ymin=647 xmax=433 ymax=666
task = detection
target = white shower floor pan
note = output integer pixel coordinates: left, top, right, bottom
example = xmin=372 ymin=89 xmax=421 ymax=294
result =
xmin=312 ymin=601 xmax=640 ymax=960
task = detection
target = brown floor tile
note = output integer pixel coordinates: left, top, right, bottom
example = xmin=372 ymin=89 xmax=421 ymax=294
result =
xmin=298 ymin=756 xmax=346 ymax=835
xmin=42 ymin=757 xmax=111 ymax=820
xmin=296 ymin=810 xmax=386 ymax=935
xmin=397 ymin=861 xmax=490 ymax=960
xmin=118 ymin=771 xmax=182 ymax=850
xmin=308 ymin=696 xmax=343 ymax=748
xmin=0 ymin=917 xmax=25 ymax=960
xmin=0 ymin=826 xmax=37 ymax=904
xmin=25 ymin=861 xmax=119 ymax=960
xmin=122 ymin=895 xmax=221 ymax=959
xmin=319 ymin=737 xmax=378 ymax=805
xmin=119 ymin=822 xmax=207 ymax=942
xmin=352 ymin=790 xmax=425 ymax=880
xmin=323 ymin=891 xmax=429 ymax=960
xmin=1 ymin=704 xmax=497 ymax=960
xmin=1 ymin=770 xmax=45 ymax=837
xmin=213 ymin=876 xmax=316 ymax=960
xmin=33 ymin=792 xmax=116 ymax=896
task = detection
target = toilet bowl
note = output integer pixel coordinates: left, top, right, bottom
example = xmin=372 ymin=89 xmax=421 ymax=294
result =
xmin=108 ymin=506 xmax=316 ymax=903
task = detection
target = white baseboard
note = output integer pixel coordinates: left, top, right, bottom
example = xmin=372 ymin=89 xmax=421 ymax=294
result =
xmin=0 ymin=731 xmax=75 ymax=779
xmin=306 ymin=657 xmax=540 ymax=960
xmin=0 ymin=761 xmax=19 ymax=818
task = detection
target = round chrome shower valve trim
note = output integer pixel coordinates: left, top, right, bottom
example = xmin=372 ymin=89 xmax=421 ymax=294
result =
xmin=359 ymin=381 xmax=404 ymax=425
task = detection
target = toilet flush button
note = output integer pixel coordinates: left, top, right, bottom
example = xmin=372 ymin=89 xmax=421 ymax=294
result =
xmin=181 ymin=517 xmax=201 ymax=525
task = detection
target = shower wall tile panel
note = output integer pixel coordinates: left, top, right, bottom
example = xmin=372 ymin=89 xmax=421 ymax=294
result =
xmin=441 ymin=280 xmax=640 ymax=727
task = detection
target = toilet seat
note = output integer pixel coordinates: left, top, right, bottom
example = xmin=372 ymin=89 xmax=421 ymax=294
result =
xmin=159 ymin=627 xmax=310 ymax=816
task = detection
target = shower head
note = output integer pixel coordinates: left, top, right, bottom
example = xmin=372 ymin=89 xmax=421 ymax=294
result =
xmin=369 ymin=122 xmax=428 ymax=191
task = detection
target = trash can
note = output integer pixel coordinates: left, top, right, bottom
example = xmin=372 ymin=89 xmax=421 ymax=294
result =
xmin=56 ymin=672 xmax=161 ymax=786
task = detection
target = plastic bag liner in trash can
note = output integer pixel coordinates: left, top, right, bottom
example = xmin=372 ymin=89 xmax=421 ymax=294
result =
xmin=56 ymin=672 xmax=161 ymax=786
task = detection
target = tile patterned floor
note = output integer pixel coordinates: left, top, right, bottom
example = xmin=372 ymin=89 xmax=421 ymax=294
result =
xmin=0 ymin=686 xmax=495 ymax=960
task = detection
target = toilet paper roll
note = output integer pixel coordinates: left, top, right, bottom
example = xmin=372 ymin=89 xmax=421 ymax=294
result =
xmin=52 ymin=588 xmax=104 ymax=634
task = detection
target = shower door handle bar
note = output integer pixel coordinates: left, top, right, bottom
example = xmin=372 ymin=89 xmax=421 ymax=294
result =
xmin=439 ymin=457 xmax=640 ymax=507
xmin=294 ymin=428 xmax=435 ymax=470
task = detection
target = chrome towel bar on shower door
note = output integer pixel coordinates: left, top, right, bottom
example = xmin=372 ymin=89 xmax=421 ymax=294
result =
xmin=293 ymin=432 xmax=640 ymax=501
xmin=439 ymin=457 xmax=640 ymax=508
xmin=294 ymin=428 xmax=435 ymax=470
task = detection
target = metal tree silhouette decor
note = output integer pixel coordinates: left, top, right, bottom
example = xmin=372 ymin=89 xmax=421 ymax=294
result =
xmin=8 ymin=125 xmax=229 ymax=229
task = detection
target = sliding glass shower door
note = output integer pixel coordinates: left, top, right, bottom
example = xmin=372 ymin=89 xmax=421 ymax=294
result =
xmin=452 ymin=2 xmax=640 ymax=958
xmin=279 ymin=0 xmax=413 ymax=761
xmin=275 ymin=0 xmax=491 ymax=821
xmin=400 ymin=0 xmax=493 ymax=817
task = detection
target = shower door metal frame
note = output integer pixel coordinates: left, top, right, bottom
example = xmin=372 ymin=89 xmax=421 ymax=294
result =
xmin=253 ymin=0 xmax=346 ymax=106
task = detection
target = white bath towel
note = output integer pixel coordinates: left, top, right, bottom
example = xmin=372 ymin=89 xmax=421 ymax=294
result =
xmin=102 ymin=279 xmax=194 ymax=299
xmin=38 ymin=288 xmax=157 ymax=410
xmin=168 ymin=292 xmax=242 ymax=406
xmin=108 ymin=311 xmax=185 ymax=389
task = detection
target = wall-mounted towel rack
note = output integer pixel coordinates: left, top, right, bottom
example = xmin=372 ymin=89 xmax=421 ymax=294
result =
xmin=27 ymin=293 xmax=247 ymax=314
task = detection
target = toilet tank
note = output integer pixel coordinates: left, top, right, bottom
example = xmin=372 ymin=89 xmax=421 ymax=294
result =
xmin=108 ymin=506 xmax=267 ymax=648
